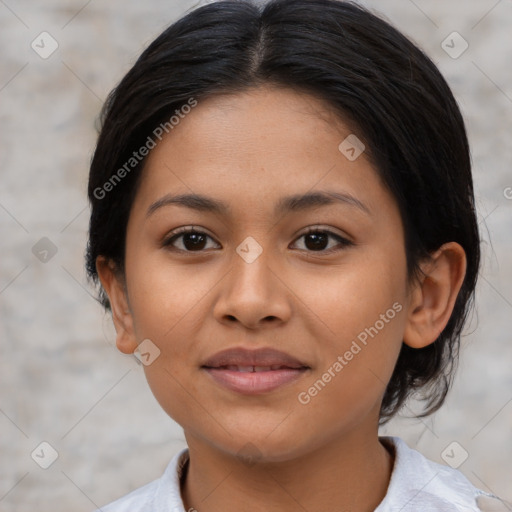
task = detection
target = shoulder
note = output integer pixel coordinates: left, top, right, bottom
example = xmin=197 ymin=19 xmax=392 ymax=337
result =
xmin=92 ymin=447 xmax=190 ymax=512
xmin=94 ymin=479 xmax=160 ymax=512
xmin=376 ymin=436 xmax=508 ymax=512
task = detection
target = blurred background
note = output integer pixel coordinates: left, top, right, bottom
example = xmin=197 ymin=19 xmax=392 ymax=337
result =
xmin=1 ymin=0 xmax=511 ymax=510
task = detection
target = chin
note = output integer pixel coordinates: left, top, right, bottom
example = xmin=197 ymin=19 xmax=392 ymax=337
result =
xmin=214 ymin=427 xmax=314 ymax=465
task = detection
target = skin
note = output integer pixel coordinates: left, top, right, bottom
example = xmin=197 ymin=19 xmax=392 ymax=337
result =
xmin=97 ymin=84 xmax=467 ymax=512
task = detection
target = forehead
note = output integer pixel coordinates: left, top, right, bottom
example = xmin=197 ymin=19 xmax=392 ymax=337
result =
xmin=131 ymin=85 xmax=390 ymax=222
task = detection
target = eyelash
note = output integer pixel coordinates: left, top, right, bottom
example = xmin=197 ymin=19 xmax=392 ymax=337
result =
xmin=162 ymin=226 xmax=354 ymax=255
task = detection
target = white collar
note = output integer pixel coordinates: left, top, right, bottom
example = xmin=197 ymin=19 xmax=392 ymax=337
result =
xmin=101 ymin=436 xmax=507 ymax=511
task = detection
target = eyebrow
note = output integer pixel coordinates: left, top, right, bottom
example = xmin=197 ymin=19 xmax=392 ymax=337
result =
xmin=146 ymin=190 xmax=371 ymax=218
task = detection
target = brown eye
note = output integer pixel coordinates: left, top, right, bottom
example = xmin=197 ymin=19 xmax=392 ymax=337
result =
xmin=163 ymin=228 xmax=220 ymax=252
xmin=291 ymin=228 xmax=353 ymax=253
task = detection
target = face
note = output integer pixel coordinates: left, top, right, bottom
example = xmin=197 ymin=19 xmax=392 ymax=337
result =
xmin=106 ymin=85 xmax=413 ymax=461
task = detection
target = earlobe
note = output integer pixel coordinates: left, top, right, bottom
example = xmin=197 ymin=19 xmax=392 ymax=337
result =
xmin=96 ymin=256 xmax=138 ymax=355
xmin=403 ymin=242 xmax=467 ymax=349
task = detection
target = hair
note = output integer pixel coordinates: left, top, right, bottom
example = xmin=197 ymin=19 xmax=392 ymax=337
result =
xmin=85 ymin=0 xmax=481 ymax=423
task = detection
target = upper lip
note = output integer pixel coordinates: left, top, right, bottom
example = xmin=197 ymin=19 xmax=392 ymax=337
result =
xmin=201 ymin=347 xmax=309 ymax=369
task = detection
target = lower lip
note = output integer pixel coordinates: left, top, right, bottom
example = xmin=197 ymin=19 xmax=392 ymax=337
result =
xmin=202 ymin=367 xmax=309 ymax=395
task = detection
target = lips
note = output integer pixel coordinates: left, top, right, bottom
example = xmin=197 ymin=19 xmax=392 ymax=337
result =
xmin=201 ymin=347 xmax=310 ymax=395
xmin=201 ymin=347 xmax=309 ymax=370
xmin=218 ymin=365 xmax=298 ymax=372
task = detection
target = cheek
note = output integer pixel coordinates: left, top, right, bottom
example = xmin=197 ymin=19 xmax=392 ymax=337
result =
xmin=125 ymin=255 xmax=219 ymax=423
xmin=292 ymin=253 xmax=407 ymax=406
xmin=126 ymin=250 xmax=216 ymax=341
xmin=295 ymin=306 xmax=406 ymax=437
xmin=291 ymin=253 xmax=405 ymax=340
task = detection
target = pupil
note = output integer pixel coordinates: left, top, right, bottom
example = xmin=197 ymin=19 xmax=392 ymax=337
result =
xmin=305 ymin=232 xmax=327 ymax=251
xmin=184 ymin=233 xmax=206 ymax=250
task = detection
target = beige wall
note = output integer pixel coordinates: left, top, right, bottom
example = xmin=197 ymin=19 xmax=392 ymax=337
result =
xmin=1 ymin=0 xmax=511 ymax=509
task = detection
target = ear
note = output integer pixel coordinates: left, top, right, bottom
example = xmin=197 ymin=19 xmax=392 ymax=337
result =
xmin=403 ymin=242 xmax=467 ymax=349
xmin=96 ymin=256 xmax=138 ymax=355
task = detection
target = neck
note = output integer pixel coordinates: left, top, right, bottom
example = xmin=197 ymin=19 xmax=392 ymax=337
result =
xmin=180 ymin=426 xmax=394 ymax=512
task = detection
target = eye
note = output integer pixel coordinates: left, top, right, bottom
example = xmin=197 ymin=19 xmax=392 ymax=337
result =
xmin=291 ymin=227 xmax=353 ymax=254
xmin=162 ymin=227 xmax=220 ymax=252
xmin=162 ymin=226 xmax=353 ymax=254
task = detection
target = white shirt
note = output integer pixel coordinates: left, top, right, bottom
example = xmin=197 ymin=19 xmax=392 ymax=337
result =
xmin=94 ymin=436 xmax=507 ymax=512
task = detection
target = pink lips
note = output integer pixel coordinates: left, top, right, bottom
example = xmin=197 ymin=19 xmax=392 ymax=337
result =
xmin=201 ymin=347 xmax=310 ymax=395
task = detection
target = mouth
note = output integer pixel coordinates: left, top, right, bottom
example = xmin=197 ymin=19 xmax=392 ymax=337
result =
xmin=203 ymin=364 xmax=307 ymax=372
xmin=201 ymin=347 xmax=310 ymax=395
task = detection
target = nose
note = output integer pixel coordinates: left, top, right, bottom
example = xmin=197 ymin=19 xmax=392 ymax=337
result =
xmin=212 ymin=244 xmax=292 ymax=330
